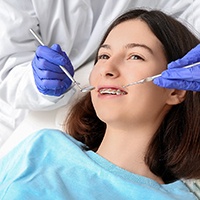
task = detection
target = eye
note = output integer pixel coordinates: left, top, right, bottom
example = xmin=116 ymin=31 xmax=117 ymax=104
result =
xmin=97 ymin=54 xmax=110 ymax=60
xmin=129 ymin=54 xmax=144 ymax=60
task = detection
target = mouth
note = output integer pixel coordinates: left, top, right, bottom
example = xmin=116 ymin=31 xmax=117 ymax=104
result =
xmin=98 ymin=87 xmax=128 ymax=95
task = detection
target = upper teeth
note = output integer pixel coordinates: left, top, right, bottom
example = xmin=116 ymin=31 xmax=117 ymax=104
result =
xmin=99 ymin=88 xmax=126 ymax=95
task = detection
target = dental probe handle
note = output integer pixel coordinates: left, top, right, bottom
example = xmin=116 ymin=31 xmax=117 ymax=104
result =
xmin=123 ymin=61 xmax=200 ymax=88
xmin=149 ymin=61 xmax=200 ymax=81
xmin=123 ymin=74 xmax=162 ymax=87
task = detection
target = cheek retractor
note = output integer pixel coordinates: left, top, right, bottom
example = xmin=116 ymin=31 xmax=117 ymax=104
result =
xmin=30 ymin=29 xmax=95 ymax=93
xmin=123 ymin=61 xmax=200 ymax=88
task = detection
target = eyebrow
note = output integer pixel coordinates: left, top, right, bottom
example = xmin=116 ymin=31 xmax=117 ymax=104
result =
xmin=99 ymin=43 xmax=153 ymax=54
xmin=125 ymin=43 xmax=153 ymax=54
xmin=99 ymin=44 xmax=111 ymax=49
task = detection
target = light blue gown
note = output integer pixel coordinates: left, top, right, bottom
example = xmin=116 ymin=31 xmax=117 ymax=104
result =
xmin=0 ymin=129 xmax=197 ymax=200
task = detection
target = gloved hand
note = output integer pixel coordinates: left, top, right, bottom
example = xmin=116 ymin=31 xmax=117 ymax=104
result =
xmin=32 ymin=44 xmax=74 ymax=96
xmin=153 ymin=44 xmax=200 ymax=91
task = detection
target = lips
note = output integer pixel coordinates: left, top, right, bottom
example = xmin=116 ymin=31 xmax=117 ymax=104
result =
xmin=98 ymin=87 xmax=127 ymax=95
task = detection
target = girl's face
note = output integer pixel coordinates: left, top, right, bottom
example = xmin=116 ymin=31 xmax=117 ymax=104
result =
xmin=90 ymin=19 xmax=174 ymax=129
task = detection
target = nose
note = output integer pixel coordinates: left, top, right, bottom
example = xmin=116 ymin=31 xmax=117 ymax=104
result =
xmin=100 ymin=58 xmax=120 ymax=78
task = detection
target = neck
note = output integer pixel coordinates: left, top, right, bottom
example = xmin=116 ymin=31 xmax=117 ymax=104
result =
xmin=96 ymin=125 xmax=164 ymax=184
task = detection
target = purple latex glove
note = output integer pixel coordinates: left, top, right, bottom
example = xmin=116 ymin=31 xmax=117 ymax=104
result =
xmin=154 ymin=44 xmax=200 ymax=91
xmin=32 ymin=44 xmax=74 ymax=96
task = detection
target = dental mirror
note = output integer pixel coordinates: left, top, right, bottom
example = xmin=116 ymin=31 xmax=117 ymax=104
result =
xmin=30 ymin=28 xmax=95 ymax=93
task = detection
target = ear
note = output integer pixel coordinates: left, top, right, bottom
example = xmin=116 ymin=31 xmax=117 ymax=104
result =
xmin=166 ymin=89 xmax=186 ymax=105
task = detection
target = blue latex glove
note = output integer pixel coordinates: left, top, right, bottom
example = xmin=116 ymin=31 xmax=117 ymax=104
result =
xmin=32 ymin=44 xmax=74 ymax=96
xmin=153 ymin=44 xmax=200 ymax=91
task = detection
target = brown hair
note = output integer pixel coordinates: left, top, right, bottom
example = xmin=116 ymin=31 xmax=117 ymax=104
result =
xmin=65 ymin=9 xmax=200 ymax=183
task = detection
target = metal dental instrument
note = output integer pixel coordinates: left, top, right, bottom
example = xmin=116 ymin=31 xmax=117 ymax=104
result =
xmin=123 ymin=61 xmax=200 ymax=88
xmin=30 ymin=28 xmax=95 ymax=93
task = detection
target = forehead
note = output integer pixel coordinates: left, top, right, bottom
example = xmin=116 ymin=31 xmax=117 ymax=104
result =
xmin=103 ymin=19 xmax=163 ymax=52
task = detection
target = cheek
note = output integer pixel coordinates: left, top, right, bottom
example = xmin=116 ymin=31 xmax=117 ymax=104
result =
xmin=128 ymin=84 xmax=170 ymax=114
xmin=89 ymin=67 xmax=98 ymax=85
xmin=90 ymin=92 xmax=104 ymax=121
